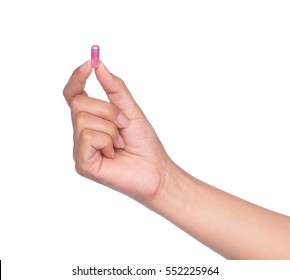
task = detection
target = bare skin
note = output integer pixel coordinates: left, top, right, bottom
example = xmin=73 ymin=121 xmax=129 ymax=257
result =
xmin=63 ymin=60 xmax=290 ymax=260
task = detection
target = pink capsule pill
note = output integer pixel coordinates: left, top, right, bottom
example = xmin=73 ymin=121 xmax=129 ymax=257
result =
xmin=91 ymin=45 xmax=100 ymax=68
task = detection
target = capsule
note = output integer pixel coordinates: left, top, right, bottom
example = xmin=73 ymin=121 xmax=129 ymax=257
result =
xmin=91 ymin=45 xmax=100 ymax=68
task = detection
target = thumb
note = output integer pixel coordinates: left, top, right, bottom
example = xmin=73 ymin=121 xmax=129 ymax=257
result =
xmin=95 ymin=62 xmax=144 ymax=119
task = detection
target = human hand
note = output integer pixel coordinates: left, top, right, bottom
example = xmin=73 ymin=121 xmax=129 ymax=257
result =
xmin=63 ymin=61 xmax=170 ymax=204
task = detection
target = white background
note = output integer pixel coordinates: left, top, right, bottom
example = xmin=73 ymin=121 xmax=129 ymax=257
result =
xmin=1 ymin=0 xmax=290 ymax=279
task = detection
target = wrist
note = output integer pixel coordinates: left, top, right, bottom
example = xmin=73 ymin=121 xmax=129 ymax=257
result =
xmin=148 ymin=160 xmax=198 ymax=222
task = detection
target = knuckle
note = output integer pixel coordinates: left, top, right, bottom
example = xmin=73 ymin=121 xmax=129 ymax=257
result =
xmin=63 ymin=82 xmax=72 ymax=99
xmin=116 ymin=77 xmax=126 ymax=88
xmin=62 ymin=86 xmax=68 ymax=98
xmin=81 ymin=128 xmax=94 ymax=142
xmin=70 ymin=95 xmax=83 ymax=111
xmin=75 ymin=111 xmax=89 ymax=128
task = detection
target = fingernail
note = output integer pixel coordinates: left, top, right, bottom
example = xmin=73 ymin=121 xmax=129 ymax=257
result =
xmin=79 ymin=60 xmax=90 ymax=72
xmin=118 ymin=135 xmax=126 ymax=149
xmin=117 ymin=112 xmax=130 ymax=127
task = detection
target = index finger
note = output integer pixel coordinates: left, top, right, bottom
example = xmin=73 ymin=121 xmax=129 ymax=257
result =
xmin=63 ymin=60 xmax=92 ymax=106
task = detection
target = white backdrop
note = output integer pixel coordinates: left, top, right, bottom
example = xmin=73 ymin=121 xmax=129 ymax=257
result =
xmin=1 ymin=0 xmax=290 ymax=279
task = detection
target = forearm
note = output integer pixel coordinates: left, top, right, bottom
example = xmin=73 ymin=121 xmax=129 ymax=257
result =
xmin=150 ymin=161 xmax=290 ymax=259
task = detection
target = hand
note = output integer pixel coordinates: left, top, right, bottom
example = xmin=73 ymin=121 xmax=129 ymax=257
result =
xmin=63 ymin=61 xmax=170 ymax=204
xmin=63 ymin=61 xmax=290 ymax=260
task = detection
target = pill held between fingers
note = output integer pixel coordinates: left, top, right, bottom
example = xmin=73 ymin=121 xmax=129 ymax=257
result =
xmin=91 ymin=45 xmax=100 ymax=68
